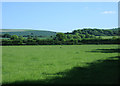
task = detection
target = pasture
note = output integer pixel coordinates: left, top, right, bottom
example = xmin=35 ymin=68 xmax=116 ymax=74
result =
xmin=96 ymin=36 xmax=119 ymax=39
xmin=2 ymin=45 xmax=119 ymax=85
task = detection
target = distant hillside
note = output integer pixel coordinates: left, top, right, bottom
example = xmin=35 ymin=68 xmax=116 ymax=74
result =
xmin=65 ymin=28 xmax=119 ymax=36
xmin=1 ymin=29 xmax=56 ymax=37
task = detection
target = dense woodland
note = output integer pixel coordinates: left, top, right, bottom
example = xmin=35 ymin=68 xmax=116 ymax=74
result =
xmin=1 ymin=28 xmax=120 ymax=45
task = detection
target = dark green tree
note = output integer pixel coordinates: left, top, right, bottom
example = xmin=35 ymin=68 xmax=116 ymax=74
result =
xmin=3 ymin=33 xmax=11 ymax=38
xmin=56 ymin=33 xmax=66 ymax=41
xmin=10 ymin=35 xmax=18 ymax=40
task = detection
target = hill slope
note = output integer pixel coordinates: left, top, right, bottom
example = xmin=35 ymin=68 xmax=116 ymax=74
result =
xmin=1 ymin=29 xmax=56 ymax=37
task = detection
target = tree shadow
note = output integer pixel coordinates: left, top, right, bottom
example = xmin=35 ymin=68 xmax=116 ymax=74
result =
xmin=3 ymin=49 xmax=120 ymax=86
xmin=86 ymin=49 xmax=120 ymax=53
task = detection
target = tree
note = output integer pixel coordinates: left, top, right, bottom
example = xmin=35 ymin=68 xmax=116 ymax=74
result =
xmin=33 ymin=36 xmax=38 ymax=40
xmin=10 ymin=35 xmax=18 ymax=40
xmin=73 ymin=35 xmax=81 ymax=39
xmin=80 ymin=34 xmax=85 ymax=38
xmin=90 ymin=35 xmax=95 ymax=38
xmin=27 ymin=35 xmax=32 ymax=39
xmin=98 ymin=36 xmax=102 ymax=39
xmin=112 ymin=36 xmax=117 ymax=39
xmin=18 ymin=36 xmax=24 ymax=40
xmin=3 ymin=33 xmax=11 ymax=38
xmin=56 ymin=33 xmax=66 ymax=41
xmin=85 ymin=33 xmax=90 ymax=38
xmin=73 ymin=39 xmax=78 ymax=44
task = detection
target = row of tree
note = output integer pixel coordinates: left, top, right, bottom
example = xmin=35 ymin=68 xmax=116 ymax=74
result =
xmin=1 ymin=34 xmax=119 ymax=45
xmin=66 ymin=28 xmax=119 ymax=36
xmin=1 ymin=28 xmax=119 ymax=45
xmin=2 ymin=38 xmax=120 ymax=45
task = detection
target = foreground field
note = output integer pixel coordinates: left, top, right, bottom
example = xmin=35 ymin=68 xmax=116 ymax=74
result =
xmin=2 ymin=45 xmax=119 ymax=85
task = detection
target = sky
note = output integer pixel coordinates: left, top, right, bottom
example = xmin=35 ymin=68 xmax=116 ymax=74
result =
xmin=2 ymin=2 xmax=118 ymax=32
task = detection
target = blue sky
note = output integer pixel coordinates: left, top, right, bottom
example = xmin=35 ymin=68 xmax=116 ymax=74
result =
xmin=2 ymin=2 xmax=118 ymax=32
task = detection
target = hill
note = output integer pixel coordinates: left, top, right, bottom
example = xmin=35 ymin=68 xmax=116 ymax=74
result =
xmin=0 ymin=29 xmax=56 ymax=38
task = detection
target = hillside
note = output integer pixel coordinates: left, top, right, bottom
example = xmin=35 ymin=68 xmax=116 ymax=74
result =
xmin=1 ymin=29 xmax=56 ymax=37
xmin=65 ymin=28 xmax=119 ymax=36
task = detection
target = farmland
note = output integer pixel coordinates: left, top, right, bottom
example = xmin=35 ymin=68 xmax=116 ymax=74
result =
xmin=96 ymin=36 xmax=119 ymax=39
xmin=2 ymin=45 xmax=119 ymax=85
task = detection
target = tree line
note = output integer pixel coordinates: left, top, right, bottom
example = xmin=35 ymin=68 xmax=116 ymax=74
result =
xmin=1 ymin=28 xmax=120 ymax=45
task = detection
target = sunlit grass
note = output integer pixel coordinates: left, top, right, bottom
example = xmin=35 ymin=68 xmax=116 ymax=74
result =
xmin=2 ymin=45 xmax=118 ymax=84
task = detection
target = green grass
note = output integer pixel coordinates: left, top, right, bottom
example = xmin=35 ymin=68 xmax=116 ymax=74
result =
xmin=2 ymin=45 xmax=119 ymax=85
xmin=23 ymin=37 xmax=49 ymax=39
xmin=0 ymin=38 xmax=10 ymax=39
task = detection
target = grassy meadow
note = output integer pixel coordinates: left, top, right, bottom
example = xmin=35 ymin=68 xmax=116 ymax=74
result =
xmin=96 ymin=36 xmax=119 ymax=39
xmin=2 ymin=45 xmax=119 ymax=85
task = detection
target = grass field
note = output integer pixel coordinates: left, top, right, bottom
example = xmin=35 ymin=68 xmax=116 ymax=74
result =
xmin=2 ymin=45 xmax=119 ymax=85
xmin=96 ymin=36 xmax=119 ymax=39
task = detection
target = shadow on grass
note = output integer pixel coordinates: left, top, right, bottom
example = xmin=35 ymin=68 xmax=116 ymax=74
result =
xmin=87 ymin=48 xmax=120 ymax=53
xmin=3 ymin=49 xmax=120 ymax=86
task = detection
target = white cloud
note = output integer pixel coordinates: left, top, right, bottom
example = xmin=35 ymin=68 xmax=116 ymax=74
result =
xmin=101 ymin=11 xmax=116 ymax=14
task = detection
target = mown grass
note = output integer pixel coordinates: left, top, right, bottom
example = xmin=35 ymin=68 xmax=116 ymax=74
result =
xmin=2 ymin=45 xmax=119 ymax=85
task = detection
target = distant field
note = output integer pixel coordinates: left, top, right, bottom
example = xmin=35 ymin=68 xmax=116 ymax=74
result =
xmin=1 ymin=37 xmax=49 ymax=40
xmin=96 ymin=36 xmax=119 ymax=39
xmin=23 ymin=37 xmax=50 ymax=39
xmin=0 ymin=38 xmax=10 ymax=39
xmin=2 ymin=45 xmax=119 ymax=85
xmin=1 ymin=29 xmax=28 ymax=32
